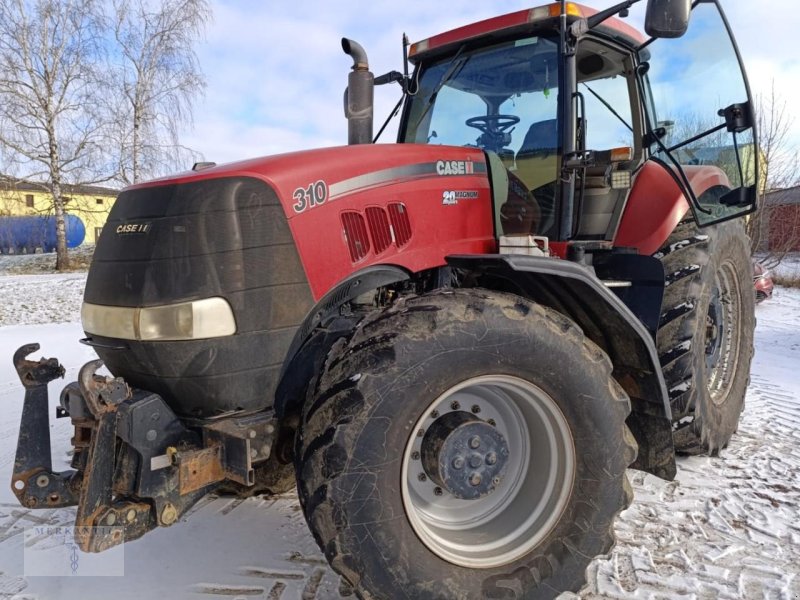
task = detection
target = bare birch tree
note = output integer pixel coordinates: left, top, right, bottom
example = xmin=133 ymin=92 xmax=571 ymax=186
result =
xmin=107 ymin=0 xmax=210 ymax=185
xmin=747 ymin=83 xmax=800 ymax=265
xmin=0 ymin=0 xmax=106 ymax=270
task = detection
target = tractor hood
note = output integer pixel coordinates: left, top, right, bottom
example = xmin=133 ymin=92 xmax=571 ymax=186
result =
xmin=84 ymin=143 xmax=494 ymax=418
xmin=129 ymin=144 xmax=494 ymax=297
xmin=136 ymin=144 xmax=489 ymax=222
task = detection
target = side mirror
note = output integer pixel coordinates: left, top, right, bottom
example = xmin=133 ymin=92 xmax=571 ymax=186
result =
xmin=644 ymin=0 xmax=691 ymax=39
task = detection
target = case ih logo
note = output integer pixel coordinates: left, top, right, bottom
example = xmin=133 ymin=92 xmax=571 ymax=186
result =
xmin=116 ymin=222 xmax=151 ymax=235
xmin=436 ymin=160 xmax=475 ymax=176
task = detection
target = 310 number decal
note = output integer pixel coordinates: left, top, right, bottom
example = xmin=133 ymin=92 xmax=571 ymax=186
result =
xmin=292 ymin=180 xmax=328 ymax=213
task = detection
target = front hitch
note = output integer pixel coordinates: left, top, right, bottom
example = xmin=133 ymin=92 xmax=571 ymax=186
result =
xmin=11 ymin=344 xmax=280 ymax=552
xmin=11 ymin=344 xmax=78 ymax=509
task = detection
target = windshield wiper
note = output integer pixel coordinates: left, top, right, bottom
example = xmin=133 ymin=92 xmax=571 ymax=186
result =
xmin=411 ymin=45 xmax=470 ymax=134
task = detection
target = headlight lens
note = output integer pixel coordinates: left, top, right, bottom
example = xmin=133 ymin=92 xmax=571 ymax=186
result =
xmin=82 ymin=298 xmax=237 ymax=341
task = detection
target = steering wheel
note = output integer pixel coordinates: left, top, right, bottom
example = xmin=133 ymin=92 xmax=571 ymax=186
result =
xmin=465 ymin=114 xmax=520 ymax=135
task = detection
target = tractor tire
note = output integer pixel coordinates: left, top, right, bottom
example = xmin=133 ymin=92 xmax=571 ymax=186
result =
xmin=295 ymin=289 xmax=637 ymax=599
xmin=655 ymin=219 xmax=755 ymax=455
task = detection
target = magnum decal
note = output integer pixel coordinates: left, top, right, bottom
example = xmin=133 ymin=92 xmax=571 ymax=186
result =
xmin=442 ymin=190 xmax=480 ymax=205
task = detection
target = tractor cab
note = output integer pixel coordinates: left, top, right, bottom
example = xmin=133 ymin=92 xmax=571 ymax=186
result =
xmin=394 ymin=1 xmax=758 ymax=247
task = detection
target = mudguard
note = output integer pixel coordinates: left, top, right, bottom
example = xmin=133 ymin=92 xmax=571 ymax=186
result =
xmin=616 ymin=160 xmax=731 ymax=255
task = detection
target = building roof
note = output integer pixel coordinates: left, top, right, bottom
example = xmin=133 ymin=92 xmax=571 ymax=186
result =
xmin=0 ymin=175 xmax=119 ymax=197
xmin=764 ymin=185 xmax=800 ymax=206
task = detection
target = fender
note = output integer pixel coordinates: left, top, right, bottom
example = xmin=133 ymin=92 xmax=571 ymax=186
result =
xmin=275 ymin=265 xmax=410 ymax=421
xmin=616 ymin=160 xmax=731 ymax=255
xmin=447 ymin=253 xmax=677 ymax=480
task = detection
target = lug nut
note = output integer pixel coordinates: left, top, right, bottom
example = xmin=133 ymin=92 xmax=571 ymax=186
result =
xmin=488 ymin=419 xmax=497 ymax=427
xmin=452 ymin=456 xmax=465 ymax=470
xmin=430 ymin=410 xmax=439 ymax=419
xmin=418 ymin=473 xmax=427 ymax=482
xmin=471 ymin=405 xmax=481 ymax=414
xmin=486 ymin=452 xmax=497 ymax=466
xmin=417 ymin=428 xmax=425 ymax=438
xmin=450 ymin=401 xmax=461 ymax=410
xmin=469 ymin=436 xmax=481 ymax=449
xmin=411 ymin=451 xmax=420 ymax=461
xmin=469 ymin=473 xmax=482 ymax=487
xmin=434 ymin=487 xmax=443 ymax=497
xmin=469 ymin=455 xmax=482 ymax=468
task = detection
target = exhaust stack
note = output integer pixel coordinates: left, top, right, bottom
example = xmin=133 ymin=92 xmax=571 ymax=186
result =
xmin=342 ymin=38 xmax=374 ymax=145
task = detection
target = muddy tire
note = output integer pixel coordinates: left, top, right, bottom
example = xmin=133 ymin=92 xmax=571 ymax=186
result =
xmin=295 ymin=289 xmax=636 ymax=599
xmin=655 ymin=219 xmax=755 ymax=455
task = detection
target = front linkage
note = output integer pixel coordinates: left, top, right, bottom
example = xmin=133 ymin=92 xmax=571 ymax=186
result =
xmin=11 ymin=343 xmax=277 ymax=552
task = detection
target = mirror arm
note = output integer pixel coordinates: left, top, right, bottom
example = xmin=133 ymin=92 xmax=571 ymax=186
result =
xmin=665 ymin=122 xmax=727 ymax=154
xmin=374 ymin=71 xmax=405 ymax=87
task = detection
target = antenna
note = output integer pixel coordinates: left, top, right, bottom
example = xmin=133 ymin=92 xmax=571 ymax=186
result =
xmin=402 ymin=33 xmax=410 ymax=93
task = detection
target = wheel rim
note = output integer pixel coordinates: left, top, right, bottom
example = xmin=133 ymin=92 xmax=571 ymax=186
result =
xmin=706 ymin=260 xmax=743 ymax=404
xmin=401 ymin=375 xmax=576 ymax=569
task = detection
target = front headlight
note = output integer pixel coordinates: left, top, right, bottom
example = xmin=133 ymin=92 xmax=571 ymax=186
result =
xmin=82 ymin=297 xmax=237 ymax=341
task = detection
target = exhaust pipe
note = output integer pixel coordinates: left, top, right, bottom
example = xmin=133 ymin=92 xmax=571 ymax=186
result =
xmin=342 ymin=38 xmax=374 ymax=145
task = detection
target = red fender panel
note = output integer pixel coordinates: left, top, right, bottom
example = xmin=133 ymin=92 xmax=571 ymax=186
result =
xmin=615 ymin=161 xmax=731 ymax=255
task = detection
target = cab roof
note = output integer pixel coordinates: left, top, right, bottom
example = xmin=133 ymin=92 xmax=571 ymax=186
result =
xmin=409 ymin=2 xmax=644 ymax=62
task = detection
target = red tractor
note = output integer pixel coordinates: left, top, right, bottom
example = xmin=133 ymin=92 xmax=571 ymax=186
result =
xmin=12 ymin=0 xmax=758 ymax=597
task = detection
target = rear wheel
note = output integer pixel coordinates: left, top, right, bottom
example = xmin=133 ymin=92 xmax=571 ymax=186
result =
xmin=295 ymin=290 xmax=636 ymax=599
xmin=655 ymin=219 xmax=755 ymax=454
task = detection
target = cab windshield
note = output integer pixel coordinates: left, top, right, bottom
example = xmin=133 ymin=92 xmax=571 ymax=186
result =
xmin=402 ymin=36 xmax=560 ymax=159
xmin=402 ymin=36 xmax=561 ymax=236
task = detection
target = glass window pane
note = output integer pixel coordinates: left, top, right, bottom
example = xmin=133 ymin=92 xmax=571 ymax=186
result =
xmin=641 ymin=2 xmax=757 ymax=225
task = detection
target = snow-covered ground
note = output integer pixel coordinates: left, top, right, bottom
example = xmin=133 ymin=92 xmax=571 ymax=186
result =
xmin=0 ymin=270 xmax=798 ymax=599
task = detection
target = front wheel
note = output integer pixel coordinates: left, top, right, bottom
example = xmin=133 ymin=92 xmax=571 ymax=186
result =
xmin=295 ymin=290 xmax=636 ymax=599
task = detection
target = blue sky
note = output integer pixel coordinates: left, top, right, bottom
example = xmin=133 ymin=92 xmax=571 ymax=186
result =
xmin=180 ymin=1 xmax=800 ymax=166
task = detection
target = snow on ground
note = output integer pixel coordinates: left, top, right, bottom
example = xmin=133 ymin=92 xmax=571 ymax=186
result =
xmin=0 ymin=267 xmax=799 ymax=599
xmin=0 ymin=275 xmax=86 ymax=327
xmin=773 ymin=254 xmax=800 ymax=281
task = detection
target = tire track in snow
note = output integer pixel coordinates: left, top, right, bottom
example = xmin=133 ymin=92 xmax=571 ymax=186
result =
xmin=578 ymin=371 xmax=800 ymax=599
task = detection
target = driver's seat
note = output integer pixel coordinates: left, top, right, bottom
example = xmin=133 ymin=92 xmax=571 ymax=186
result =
xmin=514 ymin=119 xmax=558 ymax=192
xmin=517 ymin=119 xmax=558 ymax=158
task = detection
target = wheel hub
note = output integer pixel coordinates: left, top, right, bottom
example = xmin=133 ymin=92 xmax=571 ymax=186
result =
xmin=420 ymin=411 xmax=509 ymax=500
